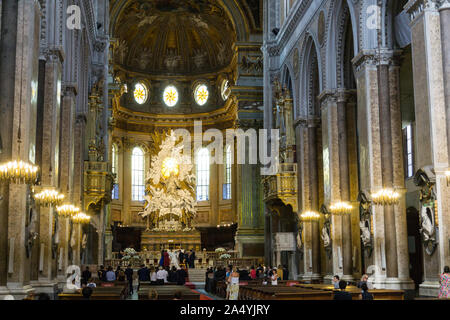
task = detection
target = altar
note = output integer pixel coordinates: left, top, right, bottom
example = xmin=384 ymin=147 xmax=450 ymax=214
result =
xmin=138 ymin=131 xmax=202 ymax=253
xmin=141 ymin=230 xmax=201 ymax=252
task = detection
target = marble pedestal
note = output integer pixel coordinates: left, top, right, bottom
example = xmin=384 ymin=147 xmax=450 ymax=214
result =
xmin=419 ymin=281 xmax=440 ymax=297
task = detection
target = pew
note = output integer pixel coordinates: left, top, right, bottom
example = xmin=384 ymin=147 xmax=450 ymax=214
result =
xmin=58 ymin=287 xmax=126 ymax=300
xmin=138 ymin=285 xmax=201 ymax=300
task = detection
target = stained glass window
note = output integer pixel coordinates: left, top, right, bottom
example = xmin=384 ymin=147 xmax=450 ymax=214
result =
xmin=196 ymin=148 xmax=210 ymax=201
xmin=131 ymin=147 xmax=145 ymax=201
xmin=163 ymin=85 xmax=178 ymax=107
xmin=223 ymin=144 xmax=232 ymax=200
xmin=112 ymin=144 xmax=119 ymax=200
xmin=134 ymin=82 xmax=148 ymax=104
xmin=194 ymin=84 xmax=209 ymax=106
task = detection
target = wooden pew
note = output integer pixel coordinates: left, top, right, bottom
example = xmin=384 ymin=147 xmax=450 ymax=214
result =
xmin=138 ymin=285 xmax=200 ymax=300
xmin=58 ymin=287 xmax=125 ymax=300
xmin=294 ymin=283 xmax=405 ymax=300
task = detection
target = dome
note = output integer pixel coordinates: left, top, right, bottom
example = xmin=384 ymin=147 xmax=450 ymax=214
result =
xmin=112 ymin=0 xmax=236 ymax=76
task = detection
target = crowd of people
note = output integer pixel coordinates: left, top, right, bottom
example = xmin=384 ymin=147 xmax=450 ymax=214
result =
xmin=204 ymin=264 xmax=290 ymax=300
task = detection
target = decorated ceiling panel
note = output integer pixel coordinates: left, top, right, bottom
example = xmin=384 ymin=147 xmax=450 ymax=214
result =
xmin=112 ymin=0 xmax=237 ymax=76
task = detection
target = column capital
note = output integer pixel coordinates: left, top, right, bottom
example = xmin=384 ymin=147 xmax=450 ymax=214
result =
xmin=63 ymin=83 xmax=78 ymax=97
xmin=294 ymin=117 xmax=320 ymax=128
xmin=352 ymin=49 xmax=403 ymax=74
xmin=40 ymin=46 xmax=65 ymax=64
xmin=406 ymin=0 xmax=441 ymax=22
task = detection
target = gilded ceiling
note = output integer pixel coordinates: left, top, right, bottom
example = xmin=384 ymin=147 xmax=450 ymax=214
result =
xmin=112 ymin=0 xmax=237 ymax=76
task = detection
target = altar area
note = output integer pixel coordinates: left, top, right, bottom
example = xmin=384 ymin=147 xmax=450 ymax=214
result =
xmin=137 ymin=131 xmax=201 ymax=253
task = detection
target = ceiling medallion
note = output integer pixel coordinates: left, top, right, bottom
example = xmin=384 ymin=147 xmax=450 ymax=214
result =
xmin=163 ymin=85 xmax=179 ymax=107
xmin=194 ymin=84 xmax=209 ymax=106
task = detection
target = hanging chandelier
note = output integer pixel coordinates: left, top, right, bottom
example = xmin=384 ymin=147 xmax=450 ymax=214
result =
xmin=445 ymin=171 xmax=450 ymax=186
xmin=371 ymin=188 xmax=400 ymax=206
xmin=330 ymin=201 xmax=353 ymax=215
xmin=0 ymin=160 xmax=39 ymax=185
xmin=56 ymin=204 xmax=80 ymax=218
xmin=300 ymin=211 xmax=321 ymax=221
xmin=72 ymin=212 xmax=91 ymax=224
xmin=33 ymin=188 xmax=64 ymax=207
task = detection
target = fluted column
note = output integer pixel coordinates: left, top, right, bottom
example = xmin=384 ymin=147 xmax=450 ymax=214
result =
xmin=122 ymin=139 xmax=132 ymax=226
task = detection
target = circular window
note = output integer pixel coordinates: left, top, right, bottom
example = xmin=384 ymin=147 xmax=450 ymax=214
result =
xmin=133 ymin=82 xmax=148 ymax=104
xmin=221 ymin=80 xmax=230 ymax=101
xmin=194 ymin=84 xmax=209 ymax=106
xmin=163 ymin=85 xmax=179 ymax=107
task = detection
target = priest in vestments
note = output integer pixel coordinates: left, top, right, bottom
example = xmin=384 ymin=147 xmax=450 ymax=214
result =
xmin=163 ymin=250 xmax=171 ymax=267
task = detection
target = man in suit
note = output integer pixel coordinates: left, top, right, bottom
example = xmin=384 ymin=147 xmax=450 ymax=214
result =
xmin=81 ymin=266 xmax=91 ymax=286
xmin=333 ymin=280 xmax=352 ymax=300
xmin=125 ymin=265 xmax=134 ymax=295
xmin=137 ymin=264 xmax=150 ymax=290
xmin=189 ymin=249 xmax=196 ymax=268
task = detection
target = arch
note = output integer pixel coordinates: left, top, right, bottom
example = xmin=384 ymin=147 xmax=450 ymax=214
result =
xmin=299 ymin=35 xmax=321 ymax=118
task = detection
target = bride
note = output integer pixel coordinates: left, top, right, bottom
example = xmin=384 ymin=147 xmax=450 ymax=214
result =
xmin=168 ymin=250 xmax=180 ymax=269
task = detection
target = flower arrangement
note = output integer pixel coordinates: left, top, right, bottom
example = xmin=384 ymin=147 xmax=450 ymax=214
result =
xmin=215 ymin=248 xmax=226 ymax=253
xmin=122 ymin=248 xmax=141 ymax=262
xmin=219 ymin=253 xmax=231 ymax=260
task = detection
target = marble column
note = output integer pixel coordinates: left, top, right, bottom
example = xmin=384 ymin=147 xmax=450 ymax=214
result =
xmin=307 ymin=122 xmax=321 ymax=279
xmin=72 ymin=115 xmax=86 ymax=208
xmin=406 ymin=0 xmax=450 ymax=295
xmin=336 ymin=91 xmax=354 ymax=280
xmin=320 ymin=93 xmax=345 ymax=279
xmin=60 ymin=85 xmax=76 ymax=201
xmin=6 ymin=0 xmax=40 ymax=298
xmin=0 ymin=0 xmax=19 ymax=293
xmin=34 ymin=50 xmax=63 ymax=294
xmin=352 ymin=49 xmax=414 ymax=289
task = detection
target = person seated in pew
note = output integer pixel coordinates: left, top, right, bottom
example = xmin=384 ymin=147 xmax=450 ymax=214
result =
xmin=176 ymin=267 xmax=187 ymax=285
xmin=82 ymin=287 xmax=93 ymax=300
xmin=271 ymin=269 xmax=278 ymax=286
xmin=173 ymin=291 xmax=183 ymax=300
xmin=332 ymin=275 xmax=340 ymax=289
xmin=357 ymin=274 xmax=369 ymax=289
xmin=62 ymin=278 xmax=81 ymax=293
xmin=105 ymin=266 xmax=116 ymax=282
xmin=250 ymin=266 xmax=257 ymax=280
xmin=168 ymin=266 xmax=177 ymax=283
xmin=87 ymin=278 xmax=97 ymax=288
xmin=150 ymin=266 xmax=157 ymax=285
xmin=148 ymin=289 xmax=158 ymax=300
xmin=156 ymin=266 xmax=168 ymax=285
xmin=98 ymin=265 xmax=107 ymax=282
xmin=81 ymin=266 xmax=91 ymax=286
xmin=333 ymin=280 xmax=352 ymax=300
xmin=360 ymin=283 xmax=373 ymax=300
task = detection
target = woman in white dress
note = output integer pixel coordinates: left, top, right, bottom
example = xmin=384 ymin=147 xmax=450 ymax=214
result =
xmin=271 ymin=269 xmax=278 ymax=286
xmin=228 ymin=267 xmax=240 ymax=300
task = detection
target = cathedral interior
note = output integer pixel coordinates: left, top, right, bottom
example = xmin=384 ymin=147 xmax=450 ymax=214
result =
xmin=0 ymin=0 xmax=450 ymax=301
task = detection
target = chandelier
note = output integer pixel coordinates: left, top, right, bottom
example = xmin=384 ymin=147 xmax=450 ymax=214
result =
xmin=0 ymin=160 xmax=39 ymax=184
xmin=72 ymin=212 xmax=91 ymax=224
xmin=56 ymin=204 xmax=80 ymax=218
xmin=445 ymin=171 xmax=450 ymax=186
xmin=33 ymin=188 xmax=64 ymax=207
xmin=300 ymin=211 xmax=321 ymax=221
xmin=330 ymin=201 xmax=353 ymax=215
xmin=371 ymin=188 xmax=400 ymax=206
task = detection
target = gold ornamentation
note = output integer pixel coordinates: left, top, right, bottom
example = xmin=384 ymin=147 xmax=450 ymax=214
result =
xmin=0 ymin=160 xmax=39 ymax=185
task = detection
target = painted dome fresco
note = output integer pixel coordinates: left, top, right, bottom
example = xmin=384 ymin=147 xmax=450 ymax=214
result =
xmin=112 ymin=0 xmax=236 ymax=76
